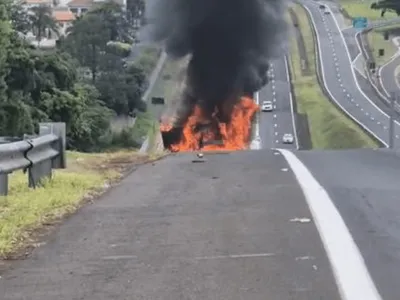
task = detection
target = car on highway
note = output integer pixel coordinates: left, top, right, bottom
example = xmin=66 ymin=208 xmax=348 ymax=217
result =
xmin=261 ymin=101 xmax=273 ymax=112
xmin=282 ymin=133 xmax=294 ymax=144
xmin=324 ymin=10 xmax=330 ymax=15
xmin=319 ymin=4 xmax=325 ymax=9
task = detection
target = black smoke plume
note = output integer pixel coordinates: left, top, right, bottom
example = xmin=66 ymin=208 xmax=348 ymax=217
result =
xmin=145 ymin=0 xmax=288 ymax=125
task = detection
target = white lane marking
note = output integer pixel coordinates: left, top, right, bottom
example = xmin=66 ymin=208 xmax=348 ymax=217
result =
xmin=303 ymin=4 xmax=388 ymax=147
xmin=195 ymin=253 xmax=275 ymax=260
xmin=354 ymin=30 xmax=400 ymax=111
xmin=327 ymin=5 xmax=400 ymax=135
xmin=284 ymin=55 xmax=300 ymax=149
xmin=290 ymin=217 xmax=311 ymax=223
xmin=378 ymin=50 xmax=400 ymax=98
xmin=279 ymin=149 xmax=383 ymax=300
xmin=250 ymin=92 xmax=261 ymax=149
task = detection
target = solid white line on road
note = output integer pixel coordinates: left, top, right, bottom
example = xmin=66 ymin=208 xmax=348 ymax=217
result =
xmin=279 ymin=149 xmax=383 ymax=300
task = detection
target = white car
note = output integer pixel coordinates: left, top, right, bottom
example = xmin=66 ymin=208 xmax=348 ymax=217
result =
xmin=261 ymin=101 xmax=273 ymax=112
xmin=282 ymin=133 xmax=294 ymax=144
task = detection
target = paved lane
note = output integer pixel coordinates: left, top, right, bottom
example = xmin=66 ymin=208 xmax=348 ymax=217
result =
xmin=259 ymin=56 xmax=298 ymax=149
xmin=0 ymin=150 xmax=340 ymax=299
xmin=295 ymin=148 xmax=400 ymax=300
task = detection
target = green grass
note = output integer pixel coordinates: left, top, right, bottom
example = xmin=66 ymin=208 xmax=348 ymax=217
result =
xmin=339 ymin=0 xmax=397 ymax=21
xmin=144 ymin=56 xmax=189 ymax=151
xmin=289 ymin=4 xmax=379 ymax=149
xmin=368 ymin=25 xmax=400 ymax=65
xmin=131 ymin=111 xmax=155 ymax=142
xmin=0 ymin=150 xmax=153 ymax=258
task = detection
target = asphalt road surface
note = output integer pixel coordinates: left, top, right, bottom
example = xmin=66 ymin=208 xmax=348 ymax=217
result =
xmin=0 ymin=150 xmax=340 ymax=300
xmin=3 ymin=148 xmax=400 ymax=299
xmin=258 ymin=56 xmax=298 ymax=149
xmin=301 ymin=0 xmax=400 ymax=147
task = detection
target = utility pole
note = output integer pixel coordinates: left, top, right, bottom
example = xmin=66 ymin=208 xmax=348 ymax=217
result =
xmin=389 ymin=92 xmax=396 ymax=149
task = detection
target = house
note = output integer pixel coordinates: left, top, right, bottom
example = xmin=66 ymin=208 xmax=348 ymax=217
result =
xmin=20 ymin=0 xmax=53 ymax=8
xmin=67 ymin=0 xmax=126 ymax=16
xmin=53 ymin=8 xmax=75 ymax=36
xmin=67 ymin=0 xmax=93 ymax=16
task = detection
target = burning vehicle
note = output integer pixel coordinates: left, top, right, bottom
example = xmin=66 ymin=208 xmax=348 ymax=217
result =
xmin=145 ymin=0 xmax=287 ymax=152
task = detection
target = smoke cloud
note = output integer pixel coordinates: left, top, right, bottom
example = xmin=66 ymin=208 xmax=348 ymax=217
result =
xmin=145 ymin=0 xmax=288 ymax=124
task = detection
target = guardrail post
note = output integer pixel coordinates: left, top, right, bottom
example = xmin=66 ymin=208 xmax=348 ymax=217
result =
xmin=39 ymin=122 xmax=66 ymax=168
xmin=0 ymin=174 xmax=8 ymax=196
xmin=28 ymin=160 xmax=53 ymax=188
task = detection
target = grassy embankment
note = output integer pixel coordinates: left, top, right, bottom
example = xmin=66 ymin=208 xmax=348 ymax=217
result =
xmin=145 ymin=55 xmax=189 ymax=150
xmin=127 ymin=48 xmax=189 ymax=152
xmin=339 ymin=0 xmax=397 ymax=22
xmin=111 ymin=47 xmax=162 ymax=150
xmin=339 ymin=0 xmax=399 ymax=65
xmin=0 ymin=150 xmax=161 ymax=258
xmin=368 ymin=24 xmax=400 ymax=65
xmin=289 ymin=4 xmax=379 ymax=149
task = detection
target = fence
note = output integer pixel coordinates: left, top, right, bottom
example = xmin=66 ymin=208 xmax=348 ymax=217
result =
xmin=0 ymin=122 xmax=66 ymax=196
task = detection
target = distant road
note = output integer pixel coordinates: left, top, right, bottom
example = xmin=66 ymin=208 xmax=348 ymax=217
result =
xmin=301 ymin=0 xmax=400 ymax=147
xmin=258 ymin=56 xmax=298 ymax=149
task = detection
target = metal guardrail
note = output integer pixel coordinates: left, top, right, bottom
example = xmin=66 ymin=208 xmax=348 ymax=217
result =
xmin=0 ymin=122 xmax=66 ymax=196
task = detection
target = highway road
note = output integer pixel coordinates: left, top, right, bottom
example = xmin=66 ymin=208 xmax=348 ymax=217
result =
xmin=257 ymin=56 xmax=298 ymax=149
xmin=3 ymin=148 xmax=400 ymax=299
xmin=301 ymin=0 xmax=400 ymax=147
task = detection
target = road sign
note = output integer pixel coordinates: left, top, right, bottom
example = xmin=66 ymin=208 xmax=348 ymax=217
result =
xmin=352 ymin=17 xmax=368 ymax=29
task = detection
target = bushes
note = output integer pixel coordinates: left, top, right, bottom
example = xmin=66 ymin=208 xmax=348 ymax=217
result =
xmin=106 ymin=41 xmax=131 ymax=58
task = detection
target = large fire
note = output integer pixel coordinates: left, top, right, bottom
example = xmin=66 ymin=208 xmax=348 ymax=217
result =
xmin=160 ymin=96 xmax=259 ymax=152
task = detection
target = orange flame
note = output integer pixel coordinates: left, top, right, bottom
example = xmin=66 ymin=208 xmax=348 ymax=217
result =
xmin=161 ymin=96 xmax=259 ymax=152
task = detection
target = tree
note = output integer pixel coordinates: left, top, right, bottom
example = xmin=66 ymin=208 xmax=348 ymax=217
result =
xmin=126 ymin=0 xmax=145 ymax=29
xmin=89 ymin=1 xmax=131 ymax=42
xmin=65 ymin=13 xmax=110 ymax=82
xmin=0 ymin=1 xmax=11 ymax=102
xmin=8 ymin=3 xmax=31 ymax=34
xmin=370 ymin=1 xmax=400 ymax=16
xmin=95 ymin=64 xmax=147 ymax=115
xmin=28 ymin=5 xmax=58 ymax=41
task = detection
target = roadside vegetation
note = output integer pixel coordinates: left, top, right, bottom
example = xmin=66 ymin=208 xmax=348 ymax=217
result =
xmin=2 ymin=0 xmax=160 ymax=153
xmin=288 ymin=4 xmax=379 ymax=149
xmin=0 ymin=0 xmax=168 ymax=258
xmin=368 ymin=24 xmax=400 ymax=65
xmin=147 ymin=56 xmax=189 ymax=118
xmin=0 ymin=150 xmax=164 ymax=259
xmin=339 ymin=0 xmax=397 ymax=21
xmin=339 ymin=0 xmax=399 ymax=65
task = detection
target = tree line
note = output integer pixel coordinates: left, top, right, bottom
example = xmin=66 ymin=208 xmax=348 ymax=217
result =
xmin=0 ymin=0 xmax=158 ymax=152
